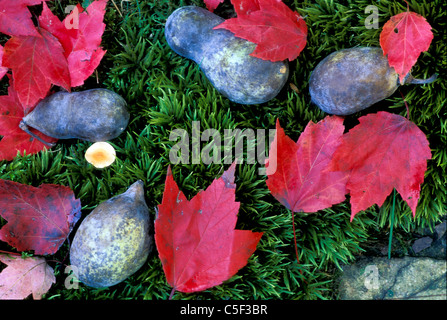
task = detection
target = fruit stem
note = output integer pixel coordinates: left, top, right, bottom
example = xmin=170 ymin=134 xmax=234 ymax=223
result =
xmin=405 ymin=73 xmax=437 ymax=85
xmin=19 ymin=120 xmax=56 ymax=148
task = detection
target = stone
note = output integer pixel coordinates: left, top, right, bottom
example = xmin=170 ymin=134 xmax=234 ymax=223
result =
xmin=412 ymin=237 xmax=433 ymax=253
xmin=411 ymin=222 xmax=447 ymax=260
xmin=435 ymin=221 xmax=446 ymax=239
xmin=337 ymin=256 xmax=446 ymax=300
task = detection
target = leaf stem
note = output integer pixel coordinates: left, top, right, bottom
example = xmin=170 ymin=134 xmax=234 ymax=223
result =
xmin=399 ymin=91 xmax=410 ymax=121
xmin=0 ymin=250 xmax=21 ymax=256
xmin=291 ymin=209 xmax=300 ymax=265
xmin=403 ymin=0 xmax=409 ymax=10
xmin=169 ymin=287 xmax=175 ymax=300
xmin=388 ymin=189 xmax=396 ymax=259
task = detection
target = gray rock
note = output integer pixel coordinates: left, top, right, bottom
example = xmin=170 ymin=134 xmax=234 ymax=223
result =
xmin=337 ymin=256 xmax=446 ymax=300
xmin=412 ymin=230 xmax=446 ymax=260
xmin=435 ymin=221 xmax=446 ymax=239
xmin=412 ymin=237 xmax=433 ymax=253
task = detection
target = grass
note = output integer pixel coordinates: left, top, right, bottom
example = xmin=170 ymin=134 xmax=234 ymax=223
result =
xmin=0 ymin=0 xmax=446 ymax=300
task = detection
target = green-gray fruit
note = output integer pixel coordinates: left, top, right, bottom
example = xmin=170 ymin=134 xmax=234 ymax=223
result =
xmin=165 ymin=6 xmax=289 ymax=104
xmin=309 ymin=47 xmax=436 ymax=115
xmin=20 ymin=88 xmax=129 ymax=144
xmin=70 ymin=181 xmax=152 ymax=288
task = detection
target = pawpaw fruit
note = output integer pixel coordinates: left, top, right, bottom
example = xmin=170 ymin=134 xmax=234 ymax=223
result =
xmin=309 ymin=47 xmax=436 ymax=115
xmin=165 ymin=6 xmax=289 ymax=105
xmin=70 ymin=181 xmax=152 ymax=288
xmin=20 ymin=88 xmax=129 ymax=144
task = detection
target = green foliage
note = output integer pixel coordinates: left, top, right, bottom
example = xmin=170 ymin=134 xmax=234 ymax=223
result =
xmin=0 ymin=0 xmax=445 ymax=300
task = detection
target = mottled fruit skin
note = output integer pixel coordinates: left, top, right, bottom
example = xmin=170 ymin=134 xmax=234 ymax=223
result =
xmin=70 ymin=181 xmax=153 ymax=288
xmin=309 ymin=47 xmax=400 ymax=115
xmin=165 ymin=6 xmax=289 ymax=104
xmin=22 ymin=88 xmax=129 ymax=141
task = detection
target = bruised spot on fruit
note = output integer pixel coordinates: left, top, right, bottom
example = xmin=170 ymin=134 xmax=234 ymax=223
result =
xmin=280 ymin=65 xmax=287 ymax=74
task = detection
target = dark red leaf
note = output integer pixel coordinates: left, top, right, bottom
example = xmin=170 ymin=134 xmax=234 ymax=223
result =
xmin=0 ymin=180 xmax=81 ymax=255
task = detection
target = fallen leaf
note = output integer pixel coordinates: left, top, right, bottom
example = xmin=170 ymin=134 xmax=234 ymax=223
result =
xmin=2 ymin=27 xmax=71 ymax=108
xmin=215 ymin=0 xmax=307 ymax=61
xmin=203 ymin=0 xmax=224 ymax=12
xmin=266 ymin=116 xmax=349 ymax=213
xmin=380 ymin=10 xmax=433 ymax=83
xmin=67 ymin=47 xmax=106 ymax=87
xmin=0 ymin=77 xmax=57 ymax=161
xmin=329 ymin=111 xmax=431 ymax=220
xmin=230 ymin=0 xmax=260 ymax=16
xmin=0 ymin=254 xmax=55 ymax=300
xmin=155 ymin=163 xmax=263 ymax=295
xmin=37 ymin=2 xmax=82 ymax=54
xmin=0 ymin=0 xmax=50 ymax=37
xmin=39 ymin=0 xmax=107 ymax=87
xmin=0 ymin=45 xmax=8 ymax=80
xmin=0 ymin=180 xmax=82 ymax=255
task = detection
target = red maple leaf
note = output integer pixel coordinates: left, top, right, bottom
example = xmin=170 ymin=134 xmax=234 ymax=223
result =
xmin=0 ymin=180 xmax=82 ymax=255
xmin=155 ymin=163 xmax=263 ymax=296
xmin=2 ymin=27 xmax=71 ymax=108
xmin=0 ymin=254 xmax=55 ymax=300
xmin=0 ymin=0 xmax=50 ymax=37
xmin=329 ymin=111 xmax=431 ymax=220
xmin=266 ymin=116 xmax=349 ymax=213
xmin=203 ymin=0 xmax=224 ymax=12
xmin=230 ymin=0 xmax=261 ymax=16
xmin=0 ymin=77 xmax=57 ymax=161
xmin=0 ymin=1 xmax=108 ymax=160
xmin=39 ymin=0 xmax=107 ymax=87
xmin=380 ymin=10 xmax=433 ymax=83
xmin=215 ymin=0 xmax=307 ymax=62
xmin=0 ymin=45 xmax=8 ymax=80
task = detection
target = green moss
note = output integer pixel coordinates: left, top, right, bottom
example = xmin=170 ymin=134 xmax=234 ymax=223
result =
xmin=1 ymin=0 xmax=445 ymax=300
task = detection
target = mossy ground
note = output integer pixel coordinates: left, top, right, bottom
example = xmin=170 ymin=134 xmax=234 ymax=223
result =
xmin=0 ymin=0 xmax=445 ymax=300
